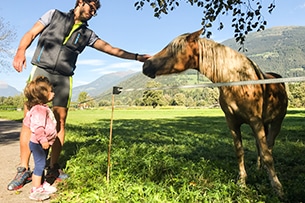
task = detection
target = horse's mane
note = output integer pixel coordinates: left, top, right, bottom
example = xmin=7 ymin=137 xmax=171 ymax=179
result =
xmin=168 ymin=33 xmax=189 ymax=54
xmin=199 ymin=38 xmax=265 ymax=82
xmin=167 ymin=33 xmax=265 ymax=82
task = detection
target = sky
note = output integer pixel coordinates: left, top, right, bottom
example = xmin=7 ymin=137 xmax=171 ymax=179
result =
xmin=1 ymin=0 xmax=305 ymax=92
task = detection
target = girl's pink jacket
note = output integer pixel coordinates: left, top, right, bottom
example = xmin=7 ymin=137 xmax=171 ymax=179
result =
xmin=23 ymin=104 xmax=57 ymax=145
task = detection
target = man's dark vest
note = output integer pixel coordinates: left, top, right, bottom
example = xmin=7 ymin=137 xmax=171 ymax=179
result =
xmin=31 ymin=9 xmax=93 ymax=76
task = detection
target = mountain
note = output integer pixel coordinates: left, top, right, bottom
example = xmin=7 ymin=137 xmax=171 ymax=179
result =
xmin=222 ymin=26 xmax=305 ymax=77
xmin=0 ymin=82 xmax=21 ymax=97
xmin=71 ymin=70 xmax=137 ymax=101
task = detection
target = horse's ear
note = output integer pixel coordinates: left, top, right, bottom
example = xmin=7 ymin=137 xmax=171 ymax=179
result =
xmin=186 ymin=28 xmax=204 ymax=42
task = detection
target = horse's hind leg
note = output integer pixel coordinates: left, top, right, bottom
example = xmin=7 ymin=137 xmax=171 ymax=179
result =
xmin=256 ymin=119 xmax=284 ymax=168
xmin=256 ymin=118 xmax=284 ymax=170
xmin=256 ymin=123 xmax=270 ymax=170
xmin=255 ymin=139 xmax=262 ymax=170
xmin=267 ymin=118 xmax=284 ymax=149
xmin=251 ymin=122 xmax=284 ymax=197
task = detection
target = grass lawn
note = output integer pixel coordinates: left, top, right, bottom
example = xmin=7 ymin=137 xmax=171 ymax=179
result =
xmin=1 ymin=107 xmax=304 ymax=202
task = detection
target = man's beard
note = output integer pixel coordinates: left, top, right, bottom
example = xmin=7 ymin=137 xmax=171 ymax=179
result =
xmin=79 ymin=10 xmax=92 ymax=22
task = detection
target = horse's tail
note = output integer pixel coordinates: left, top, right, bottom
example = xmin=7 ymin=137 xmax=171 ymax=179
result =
xmin=264 ymin=72 xmax=286 ymax=88
xmin=265 ymin=72 xmax=283 ymax=79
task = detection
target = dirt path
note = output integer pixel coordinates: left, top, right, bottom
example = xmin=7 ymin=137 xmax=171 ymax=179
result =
xmin=0 ymin=119 xmax=51 ymax=203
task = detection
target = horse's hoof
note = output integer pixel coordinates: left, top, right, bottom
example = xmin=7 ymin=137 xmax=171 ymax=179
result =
xmin=275 ymin=189 xmax=284 ymax=200
xmin=236 ymin=177 xmax=247 ymax=188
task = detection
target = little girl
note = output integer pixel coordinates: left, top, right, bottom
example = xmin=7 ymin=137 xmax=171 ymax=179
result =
xmin=23 ymin=76 xmax=57 ymax=201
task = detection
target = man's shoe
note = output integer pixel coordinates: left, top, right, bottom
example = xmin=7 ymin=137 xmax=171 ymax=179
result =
xmin=46 ymin=163 xmax=69 ymax=182
xmin=57 ymin=168 xmax=69 ymax=180
xmin=7 ymin=167 xmax=32 ymax=191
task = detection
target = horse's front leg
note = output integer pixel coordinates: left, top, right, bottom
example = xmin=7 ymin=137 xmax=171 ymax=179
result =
xmin=228 ymin=124 xmax=247 ymax=186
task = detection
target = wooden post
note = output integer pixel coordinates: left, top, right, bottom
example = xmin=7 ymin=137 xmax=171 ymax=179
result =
xmin=106 ymin=86 xmax=122 ymax=184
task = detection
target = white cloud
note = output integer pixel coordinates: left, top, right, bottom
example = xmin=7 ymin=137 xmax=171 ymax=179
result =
xmin=90 ymin=61 xmax=141 ymax=74
xmin=297 ymin=2 xmax=305 ymax=9
xmin=76 ymin=59 xmax=105 ymax=66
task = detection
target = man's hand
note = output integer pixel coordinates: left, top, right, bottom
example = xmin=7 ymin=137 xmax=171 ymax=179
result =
xmin=13 ymin=50 xmax=26 ymax=72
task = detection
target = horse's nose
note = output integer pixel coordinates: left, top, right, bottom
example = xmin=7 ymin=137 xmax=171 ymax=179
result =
xmin=142 ymin=60 xmax=150 ymax=70
xmin=142 ymin=60 xmax=155 ymax=78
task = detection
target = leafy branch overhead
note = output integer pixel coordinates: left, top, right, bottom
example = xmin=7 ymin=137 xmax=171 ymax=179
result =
xmin=134 ymin=0 xmax=276 ymax=46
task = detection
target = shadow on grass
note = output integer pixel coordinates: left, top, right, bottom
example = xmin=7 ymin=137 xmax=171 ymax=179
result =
xmin=60 ymin=110 xmax=305 ymax=202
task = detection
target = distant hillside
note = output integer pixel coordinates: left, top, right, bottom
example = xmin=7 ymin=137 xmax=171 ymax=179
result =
xmin=96 ymin=70 xmax=208 ymax=103
xmin=71 ymin=70 xmax=137 ymax=101
xmin=0 ymin=82 xmax=21 ymax=97
xmin=222 ymin=26 xmax=305 ymax=77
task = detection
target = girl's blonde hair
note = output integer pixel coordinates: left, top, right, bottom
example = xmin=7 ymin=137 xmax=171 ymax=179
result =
xmin=24 ymin=76 xmax=52 ymax=109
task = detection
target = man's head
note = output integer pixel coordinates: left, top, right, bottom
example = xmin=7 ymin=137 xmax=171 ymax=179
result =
xmin=75 ymin=0 xmax=101 ymax=21
xmin=75 ymin=0 xmax=101 ymax=10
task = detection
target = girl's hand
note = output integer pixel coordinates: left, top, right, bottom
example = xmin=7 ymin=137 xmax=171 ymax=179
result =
xmin=41 ymin=142 xmax=50 ymax=149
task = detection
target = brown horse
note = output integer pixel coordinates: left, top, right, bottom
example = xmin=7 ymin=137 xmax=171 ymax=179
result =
xmin=142 ymin=29 xmax=288 ymax=197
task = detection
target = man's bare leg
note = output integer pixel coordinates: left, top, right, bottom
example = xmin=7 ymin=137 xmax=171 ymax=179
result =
xmin=7 ymin=108 xmax=32 ymax=191
xmin=47 ymin=106 xmax=69 ymax=180
xmin=20 ymin=124 xmax=31 ymax=169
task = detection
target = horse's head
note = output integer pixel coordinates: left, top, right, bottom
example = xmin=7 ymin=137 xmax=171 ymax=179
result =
xmin=142 ymin=29 xmax=203 ymax=78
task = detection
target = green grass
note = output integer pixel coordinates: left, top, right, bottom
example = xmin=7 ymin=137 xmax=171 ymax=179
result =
xmin=1 ymin=108 xmax=305 ymax=202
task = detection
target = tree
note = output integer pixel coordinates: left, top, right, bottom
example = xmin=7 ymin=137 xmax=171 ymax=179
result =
xmin=0 ymin=94 xmax=24 ymax=109
xmin=142 ymin=81 xmax=165 ymax=107
xmin=0 ymin=17 xmax=16 ymax=72
xmin=288 ymin=83 xmax=305 ymax=108
xmin=77 ymin=91 xmax=96 ymax=109
xmin=135 ymin=0 xmax=276 ymax=47
xmin=172 ymin=93 xmax=186 ymax=106
xmin=77 ymin=92 xmax=90 ymax=104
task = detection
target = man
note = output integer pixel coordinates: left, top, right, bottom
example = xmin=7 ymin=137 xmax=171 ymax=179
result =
xmin=8 ymin=0 xmax=150 ymax=190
